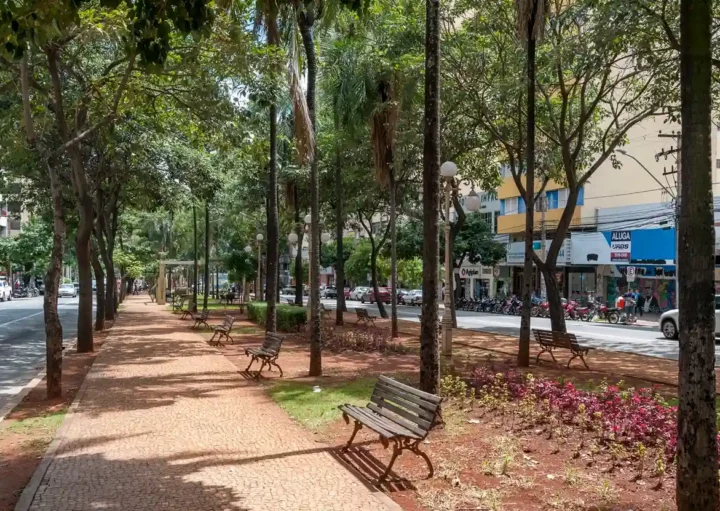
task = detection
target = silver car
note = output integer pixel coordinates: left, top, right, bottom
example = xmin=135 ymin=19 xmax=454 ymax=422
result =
xmin=349 ymin=287 xmax=368 ymax=301
xmin=59 ymin=283 xmax=77 ymax=298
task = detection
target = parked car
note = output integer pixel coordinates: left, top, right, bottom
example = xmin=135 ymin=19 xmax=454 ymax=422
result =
xmin=59 ymin=283 xmax=77 ymax=298
xmin=0 ymin=280 xmax=12 ymax=301
xmin=660 ymin=295 xmax=720 ymax=340
xmin=405 ymin=289 xmax=423 ymax=306
xmin=349 ymin=287 xmax=369 ymax=301
xmin=281 ymin=287 xmax=296 ymax=296
xmin=322 ymin=286 xmax=338 ymax=299
xmin=361 ymin=287 xmax=392 ymax=304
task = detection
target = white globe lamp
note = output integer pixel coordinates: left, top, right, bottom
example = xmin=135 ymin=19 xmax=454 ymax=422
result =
xmin=321 ymin=232 xmax=331 ymax=243
xmin=288 ymin=232 xmax=298 ymax=245
xmin=244 ymin=245 xmax=252 ymax=253
xmin=304 ymin=214 xmax=312 ymax=225
xmin=440 ymin=161 xmax=458 ymax=178
xmin=465 ymin=190 xmax=482 ymax=212
xmin=256 ymin=233 xmax=264 ymax=242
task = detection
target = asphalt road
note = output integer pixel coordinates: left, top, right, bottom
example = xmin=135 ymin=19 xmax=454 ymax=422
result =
xmin=0 ymin=296 xmax=80 ymax=412
xmin=285 ymin=296 xmax=710 ymax=365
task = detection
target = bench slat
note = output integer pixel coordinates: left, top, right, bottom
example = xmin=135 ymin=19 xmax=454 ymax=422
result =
xmin=367 ymin=401 xmax=431 ymax=436
xmin=372 ymin=383 xmax=438 ymax=419
xmin=341 ymin=405 xmax=420 ymax=439
xmin=378 ymin=375 xmax=443 ymax=405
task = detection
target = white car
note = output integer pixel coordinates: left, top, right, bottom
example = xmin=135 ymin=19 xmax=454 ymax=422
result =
xmin=0 ymin=280 xmax=12 ymax=301
xmin=59 ymin=283 xmax=77 ymax=298
xmin=659 ymin=295 xmax=720 ymax=340
xmin=349 ymin=287 xmax=369 ymax=301
xmin=405 ymin=289 xmax=423 ymax=306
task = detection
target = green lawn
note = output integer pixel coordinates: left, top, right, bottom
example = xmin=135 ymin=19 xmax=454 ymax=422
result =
xmin=4 ymin=409 xmax=67 ymax=435
xmin=267 ymin=377 xmax=377 ymax=431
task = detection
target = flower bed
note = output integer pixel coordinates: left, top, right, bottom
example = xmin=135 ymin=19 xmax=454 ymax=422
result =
xmin=450 ymin=366 xmax=720 ymax=468
xmin=320 ymin=325 xmax=409 ymax=354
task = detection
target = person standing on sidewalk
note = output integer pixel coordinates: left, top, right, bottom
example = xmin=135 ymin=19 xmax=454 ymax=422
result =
xmin=636 ymin=291 xmax=645 ymax=317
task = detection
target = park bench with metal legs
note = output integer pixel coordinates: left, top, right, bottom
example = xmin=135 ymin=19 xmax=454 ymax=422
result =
xmin=355 ymin=308 xmax=376 ymax=326
xmin=533 ymin=328 xmax=595 ymax=369
xmin=191 ymin=309 xmax=210 ymax=329
xmin=338 ymin=375 xmax=442 ymax=483
xmin=172 ymin=296 xmax=186 ymax=313
xmin=208 ymin=315 xmax=235 ymax=347
xmin=245 ymin=332 xmax=284 ymax=379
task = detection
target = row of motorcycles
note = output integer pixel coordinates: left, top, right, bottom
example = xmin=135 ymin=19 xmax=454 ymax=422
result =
xmin=455 ymin=296 xmax=636 ymax=324
xmin=12 ymin=286 xmax=39 ymax=298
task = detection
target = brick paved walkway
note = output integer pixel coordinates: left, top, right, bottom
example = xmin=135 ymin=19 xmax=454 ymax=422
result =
xmin=24 ymin=297 xmax=394 ymax=511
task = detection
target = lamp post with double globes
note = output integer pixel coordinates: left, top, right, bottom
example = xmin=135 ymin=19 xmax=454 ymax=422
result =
xmin=256 ymin=234 xmax=264 ymax=301
xmin=440 ymin=161 xmax=481 ymax=357
xmin=244 ymin=244 xmax=253 ymax=301
xmin=287 ymin=231 xmax=299 ymax=303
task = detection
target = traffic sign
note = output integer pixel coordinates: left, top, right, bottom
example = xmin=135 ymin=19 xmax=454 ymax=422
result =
xmin=627 ymin=266 xmax=636 ymax=282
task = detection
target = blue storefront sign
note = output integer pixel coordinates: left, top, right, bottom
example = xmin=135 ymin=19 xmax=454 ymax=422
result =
xmin=570 ymin=228 xmax=676 ymax=265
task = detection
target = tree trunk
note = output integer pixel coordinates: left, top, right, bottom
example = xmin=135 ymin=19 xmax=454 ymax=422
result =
xmin=91 ymin=243 xmax=105 ymax=331
xmin=335 ymin=129 xmax=346 ymax=325
xmin=75 ymin=208 xmax=94 ymax=353
xmin=299 ymin=14 xmax=321 ymax=377
xmin=390 ymin=177 xmax=398 ymax=337
xmin=203 ymin=202 xmax=210 ymax=310
xmin=192 ymin=204 xmax=198 ymax=313
xmin=518 ymin=10 xmax=538 ymax=368
xmin=420 ymin=0 xmax=441 ymax=394
xmin=44 ymin=159 xmax=64 ymax=399
xmin=266 ymin=103 xmax=279 ymax=332
xmin=539 ymin=263 xmax=565 ymax=331
xmin=371 ymin=246 xmax=388 ymax=318
xmin=676 ymin=0 xmax=719 ymax=507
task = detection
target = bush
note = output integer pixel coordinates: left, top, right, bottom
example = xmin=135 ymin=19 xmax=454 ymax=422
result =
xmin=247 ymin=302 xmax=307 ymax=332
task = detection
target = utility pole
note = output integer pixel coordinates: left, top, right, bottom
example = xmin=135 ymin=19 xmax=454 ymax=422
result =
xmin=657 ymin=130 xmax=681 ymax=308
xmin=536 ymin=195 xmax=548 ymax=300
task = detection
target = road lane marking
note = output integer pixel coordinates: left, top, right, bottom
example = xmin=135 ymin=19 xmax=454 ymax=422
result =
xmin=0 ymin=311 xmax=44 ymax=328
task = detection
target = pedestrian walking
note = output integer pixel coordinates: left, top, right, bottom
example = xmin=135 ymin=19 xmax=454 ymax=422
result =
xmin=636 ymin=292 xmax=645 ymax=317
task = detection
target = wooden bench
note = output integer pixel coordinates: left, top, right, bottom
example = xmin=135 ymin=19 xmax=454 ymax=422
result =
xmin=320 ymin=302 xmax=331 ymax=319
xmin=245 ymin=332 xmax=284 ymax=379
xmin=172 ymin=296 xmax=186 ymax=313
xmin=208 ymin=315 xmax=236 ymax=347
xmin=355 ymin=308 xmax=376 ymax=326
xmin=533 ymin=328 xmax=594 ymax=369
xmin=338 ymin=376 xmax=443 ymax=482
xmin=191 ymin=309 xmax=210 ymax=329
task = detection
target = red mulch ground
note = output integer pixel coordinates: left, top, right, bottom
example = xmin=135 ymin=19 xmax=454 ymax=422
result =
xmin=0 ymin=330 xmax=108 ymax=511
xmin=197 ymin=306 xmax=689 ymax=510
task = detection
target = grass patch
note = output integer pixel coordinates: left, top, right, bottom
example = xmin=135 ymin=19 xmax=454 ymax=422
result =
xmin=4 ymin=410 xmax=67 ymax=435
xmin=267 ymin=377 xmax=376 ymax=430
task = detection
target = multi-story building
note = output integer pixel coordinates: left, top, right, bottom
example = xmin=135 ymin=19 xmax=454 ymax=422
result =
xmin=487 ymin=119 xmax=720 ymax=306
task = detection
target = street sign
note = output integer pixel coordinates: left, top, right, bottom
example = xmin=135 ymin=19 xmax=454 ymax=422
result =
xmin=627 ymin=266 xmax=636 ymax=282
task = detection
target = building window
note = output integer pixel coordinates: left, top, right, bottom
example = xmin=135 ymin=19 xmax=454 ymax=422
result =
xmin=493 ymin=211 xmax=499 ymax=233
xmin=558 ymin=188 xmax=569 ymax=209
xmin=504 ymin=197 xmax=518 ymax=215
xmin=518 ymin=196 xmax=526 ymax=214
xmin=480 ymin=211 xmax=492 ymax=227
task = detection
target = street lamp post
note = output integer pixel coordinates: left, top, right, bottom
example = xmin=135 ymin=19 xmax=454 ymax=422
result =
xmin=439 ymin=161 xmax=481 ymax=358
xmin=244 ymin=245 xmax=253 ymax=302
xmin=305 ymin=214 xmax=313 ymax=315
xmin=288 ymin=231 xmax=299 ymax=301
xmin=256 ymin=234 xmax=264 ymax=301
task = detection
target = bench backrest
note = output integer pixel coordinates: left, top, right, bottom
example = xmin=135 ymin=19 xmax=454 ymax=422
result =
xmin=356 ymin=308 xmax=369 ymax=318
xmin=222 ymin=315 xmax=235 ymax=329
xmin=261 ymin=333 xmax=284 ymax=356
xmin=199 ymin=309 xmax=209 ymax=319
xmin=533 ymin=329 xmax=579 ymax=349
xmin=368 ymin=376 xmax=443 ymax=439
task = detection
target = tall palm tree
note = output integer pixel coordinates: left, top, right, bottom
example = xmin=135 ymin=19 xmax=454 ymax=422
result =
xmin=515 ymin=0 xmax=547 ymax=367
xmin=420 ymin=0 xmax=442 ymax=394
xmin=676 ymin=0 xmax=718 ymax=507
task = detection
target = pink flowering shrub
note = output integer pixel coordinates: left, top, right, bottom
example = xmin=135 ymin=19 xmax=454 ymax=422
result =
xmin=469 ymin=366 xmax=720 ymax=462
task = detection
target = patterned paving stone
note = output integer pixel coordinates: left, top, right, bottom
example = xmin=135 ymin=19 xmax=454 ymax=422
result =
xmin=26 ymin=297 xmax=392 ymax=511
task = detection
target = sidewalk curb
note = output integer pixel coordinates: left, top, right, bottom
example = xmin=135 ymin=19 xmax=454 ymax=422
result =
xmin=13 ymin=339 xmax=98 ymax=511
xmin=0 ymin=339 xmax=77 ymax=425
